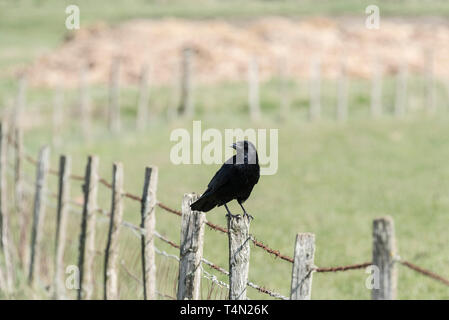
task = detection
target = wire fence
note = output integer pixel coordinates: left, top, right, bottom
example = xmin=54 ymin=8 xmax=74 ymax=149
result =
xmin=2 ymin=130 xmax=449 ymax=301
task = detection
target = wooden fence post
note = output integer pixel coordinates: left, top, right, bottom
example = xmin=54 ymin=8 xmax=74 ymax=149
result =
xmin=178 ymin=48 xmax=194 ymax=117
xmin=52 ymin=86 xmax=64 ymax=147
xmin=53 ymin=155 xmax=71 ymax=299
xmin=425 ymin=50 xmax=435 ymax=114
xmin=278 ymin=58 xmax=290 ymax=122
xmin=337 ymin=59 xmax=348 ymax=122
xmin=108 ymin=58 xmax=121 ymax=132
xmin=290 ymin=233 xmax=315 ymax=300
xmin=28 ymin=145 xmax=50 ymax=286
xmin=137 ymin=64 xmax=151 ymax=130
xmin=104 ymin=162 xmax=124 ymax=300
xmin=309 ymin=58 xmax=321 ymax=121
xmin=394 ymin=63 xmax=408 ymax=118
xmin=248 ymin=57 xmax=261 ymax=121
xmin=0 ymin=123 xmax=14 ymax=293
xmin=370 ymin=59 xmax=383 ymax=118
xmin=14 ymin=73 xmax=26 ymax=131
xmin=372 ymin=216 xmax=397 ymax=300
xmin=79 ymin=66 xmax=91 ymax=138
xmin=227 ymin=215 xmax=251 ymax=300
xmin=14 ymin=127 xmax=28 ymax=268
xmin=177 ymin=193 xmax=205 ymax=300
xmin=77 ymin=155 xmax=99 ymax=300
xmin=140 ymin=166 xmax=158 ymax=300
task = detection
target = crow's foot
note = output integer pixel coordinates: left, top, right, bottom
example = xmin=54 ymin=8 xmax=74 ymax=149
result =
xmin=243 ymin=212 xmax=254 ymax=220
xmin=226 ymin=213 xmax=241 ymax=219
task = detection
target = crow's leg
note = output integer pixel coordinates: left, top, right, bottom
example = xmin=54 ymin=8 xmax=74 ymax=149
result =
xmin=224 ymin=203 xmax=240 ymax=219
xmin=238 ymin=202 xmax=254 ymax=220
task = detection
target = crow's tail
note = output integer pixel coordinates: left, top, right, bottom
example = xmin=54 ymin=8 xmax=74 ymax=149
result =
xmin=190 ymin=194 xmax=216 ymax=212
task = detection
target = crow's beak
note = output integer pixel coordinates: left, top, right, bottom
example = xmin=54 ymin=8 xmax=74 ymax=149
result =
xmin=230 ymin=143 xmax=237 ymax=149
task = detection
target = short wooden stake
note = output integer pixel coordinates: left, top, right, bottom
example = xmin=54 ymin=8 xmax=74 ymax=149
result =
xmin=104 ymin=162 xmax=124 ymax=300
xmin=79 ymin=66 xmax=91 ymax=138
xmin=278 ymin=58 xmax=290 ymax=121
xmin=337 ymin=59 xmax=348 ymax=121
xmin=394 ymin=63 xmax=408 ymax=117
xmin=14 ymin=127 xmax=27 ymax=268
xmin=77 ymin=155 xmax=99 ymax=300
xmin=52 ymin=86 xmax=64 ymax=147
xmin=309 ymin=58 xmax=321 ymax=121
xmin=140 ymin=166 xmax=158 ymax=300
xmin=248 ymin=57 xmax=261 ymax=121
xmin=425 ymin=50 xmax=435 ymax=114
xmin=290 ymin=233 xmax=315 ymax=300
xmin=14 ymin=73 xmax=26 ymax=130
xmin=53 ymin=155 xmax=71 ymax=299
xmin=227 ymin=214 xmax=251 ymax=300
xmin=0 ymin=123 xmax=14 ymax=292
xmin=178 ymin=48 xmax=194 ymax=117
xmin=372 ymin=216 xmax=397 ymax=300
xmin=177 ymin=193 xmax=205 ymax=300
xmin=137 ymin=64 xmax=151 ymax=130
xmin=28 ymin=145 xmax=50 ymax=286
xmin=370 ymin=59 xmax=383 ymax=117
xmin=108 ymin=58 xmax=121 ymax=132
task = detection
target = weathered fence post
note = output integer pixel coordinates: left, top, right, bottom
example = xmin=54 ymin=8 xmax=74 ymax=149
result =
xmin=77 ymin=155 xmax=99 ymax=300
xmin=394 ymin=63 xmax=408 ymax=118
xmin=104 ymin=162 xmax=124 ymax=300
xmin=140 ymin=166 xmax=158 ymax=300
xmin=372 ymin=216 xmax=397 ymax=300
xmin=309 ymin=58 xmax=321 ymax=121
xmin=178 ymin=48 xmax=194 ymax=117
xmin=137 ymin=64 xmax=151 ymax=130
xmin=52 ymin=85 xmax=64 ymax=147
xmin=53 ymin=155 xmax=71 ymax=299
xmin=0 ymin=123 xmax=14 ymax=293
xmin=79 ymin=66 xmax=91 ymax=138
xmin=108 ymin=58 xmax=121 ymax=132
xmin=14 ymin=127 xmax=28 ymax=267
xmin=337 ymin=59 xmax=348 ymax=122
xmin=227 ymin=215 xmax=251 ymax=300
xmin=290 ymin=233 xmax=315 ymax=300
xmin=278 ymin=58 xmax=290 ymax=122
xmin=425 ymin=49 xmax=435 ymax=114
xmin=28 ymin=145 xmax=50 ymax=286
xmin=248 ymin=57 xmax=261 ymax=121
xmin=177 ymin=193 xmax=205 ymax=300
xmin=370 ymin=59 xmax=383 ymax=118
xmin=14 ymin=73 xmax=26 ymax=131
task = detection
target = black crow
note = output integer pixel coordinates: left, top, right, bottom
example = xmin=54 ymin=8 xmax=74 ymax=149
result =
xmin=190 ymin=140 xmax=260 ymax=219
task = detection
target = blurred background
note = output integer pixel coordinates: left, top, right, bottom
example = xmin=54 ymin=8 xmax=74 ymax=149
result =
xmin=0 ymin=0 xmax=449 ymax=300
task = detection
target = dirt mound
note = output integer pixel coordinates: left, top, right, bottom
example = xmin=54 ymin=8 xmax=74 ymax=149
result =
xmin=25 ymin=17 xmax=449 ymax=88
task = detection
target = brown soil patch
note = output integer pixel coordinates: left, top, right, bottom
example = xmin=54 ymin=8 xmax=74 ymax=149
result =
xmin=25 ymin=17 xmax=449 ymax=88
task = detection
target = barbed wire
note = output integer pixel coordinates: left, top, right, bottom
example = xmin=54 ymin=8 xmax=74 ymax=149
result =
xmin=398 ymin=259 xmax=449 ymax=287
xmin=11 ymin=137 xmax=449 ymax=292
xmin=155 ymin=246 xmax=231 ymax=296
xmin=19 ymin=145 xmax=294 ymax=263
xmin=315 ymin=262 xmax=372 ymax=273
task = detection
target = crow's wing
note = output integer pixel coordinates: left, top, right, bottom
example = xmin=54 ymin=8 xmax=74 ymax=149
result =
xmin=206 ymin=158 xmax=237 ymax=193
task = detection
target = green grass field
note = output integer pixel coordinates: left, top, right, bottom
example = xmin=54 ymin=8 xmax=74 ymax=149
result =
xmin=1 ymin=0 xmax=449 ymax=300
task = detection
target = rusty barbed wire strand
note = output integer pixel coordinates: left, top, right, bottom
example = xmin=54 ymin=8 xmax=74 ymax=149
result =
xmin=69 ymin=174 xmax=84 ymax=181
xmin=315 ymin=262 xmax=372 ymax=273
xmin=399 ymin=260 xmax=449 ymax=287
xmin=124 ymin=192 xmax=141 ymax=202
xmin=14 ymin=139 xmax=449 ymax=289
xmin=17 ymin=153 xmax=381 ymax=273
xmin=152 ymin=230 xmax=288 ymax=300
